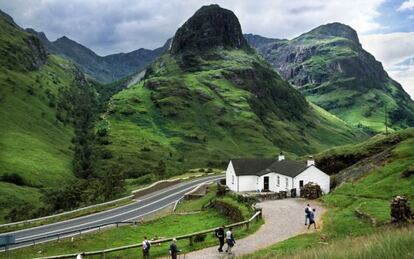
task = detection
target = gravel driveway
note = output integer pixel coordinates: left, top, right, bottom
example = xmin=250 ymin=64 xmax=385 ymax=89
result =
xmin=185 ymin=198 xmax=324 ymax=258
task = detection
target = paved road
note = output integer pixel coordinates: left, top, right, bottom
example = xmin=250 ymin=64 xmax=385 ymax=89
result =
xmin=1 ymin=175 xmax=224 ymax=250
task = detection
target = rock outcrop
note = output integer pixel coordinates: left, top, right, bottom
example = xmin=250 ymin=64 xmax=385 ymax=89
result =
xmin=171 ymin=4 xmax=250 ymax=54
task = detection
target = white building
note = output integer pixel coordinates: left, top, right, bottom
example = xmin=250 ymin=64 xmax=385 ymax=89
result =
xmin=225 ymin=153 xmax=330 ymax=196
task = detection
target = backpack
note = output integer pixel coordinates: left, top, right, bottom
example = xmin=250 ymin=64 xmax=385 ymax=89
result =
xmin=144 ymin=241 xmax=151 ymax=251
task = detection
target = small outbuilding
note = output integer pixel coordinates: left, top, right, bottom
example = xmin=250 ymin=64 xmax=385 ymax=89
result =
xmin=225 ymin=153 xmax=330 ymax=196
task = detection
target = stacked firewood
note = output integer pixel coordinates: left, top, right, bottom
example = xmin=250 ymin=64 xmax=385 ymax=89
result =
xmin=390 ymin=196 xmax=412 ymax=223
xmin=300 ymin=182 xmax=322 ymax=199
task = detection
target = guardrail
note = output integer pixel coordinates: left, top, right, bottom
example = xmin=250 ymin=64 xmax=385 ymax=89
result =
xmin=0 ymin=195 xmax=134 ymax=230
xmin=0 ymin=221 xmax=139 ymax=252
xmin=34 ymin=208 xmax=262 ymax=259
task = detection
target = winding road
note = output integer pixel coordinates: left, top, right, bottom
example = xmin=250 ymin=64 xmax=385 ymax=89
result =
xmin=1 ymin=175 xmax=224 ymax=250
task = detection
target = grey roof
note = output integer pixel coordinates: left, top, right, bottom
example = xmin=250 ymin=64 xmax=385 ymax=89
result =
xmin=231 ymin=159 xmax=307 ymax=178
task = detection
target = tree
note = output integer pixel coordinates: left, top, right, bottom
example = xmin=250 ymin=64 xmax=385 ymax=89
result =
xmin=155 ymin=160 xmax=167 ymax=179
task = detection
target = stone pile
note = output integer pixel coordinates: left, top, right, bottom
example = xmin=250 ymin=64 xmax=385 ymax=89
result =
xmin=390 ymin=196 xmax=412 ymax=223
xmin=300 ymin=182 xmax=322 ymax=199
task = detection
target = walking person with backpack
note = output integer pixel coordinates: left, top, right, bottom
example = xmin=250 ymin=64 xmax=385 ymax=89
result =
xmin=169 ymin=238 xmax=181 ymax=259
xmin=142 ymin=236 xmax=151 ymax=259
xmin=308 ymin=208 xmax=317 ymax=230
xmin=305 ymin=204 xmax=312 ymax=225
xmin=215 ymin=225 xmax=225 ymax=252
xmin=225 ymin=227 xmax=235 ymax=254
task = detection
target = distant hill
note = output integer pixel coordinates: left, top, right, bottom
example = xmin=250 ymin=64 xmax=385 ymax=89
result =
xmin=26 ymin=28 xmax=167 ymax=83
xmin=96 ymin=5 xmax=367 ymax=178
xmin=245 ymin=23 xmax=414 ymax=132
xmin=0 ymin=10 xmax=97 ymax=221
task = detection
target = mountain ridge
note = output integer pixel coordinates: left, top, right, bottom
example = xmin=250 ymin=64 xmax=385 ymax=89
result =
xmin=245 ymin=23 xmax=414 ymax=132
xmin=26 ymin=28 xmax=167 ymax=83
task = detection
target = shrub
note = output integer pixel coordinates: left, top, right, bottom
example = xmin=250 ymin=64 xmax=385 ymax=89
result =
xmin=1 ymin=173 xmax=26 ymax=186
xmin=194 ymin=233 xmax=207 ymax=243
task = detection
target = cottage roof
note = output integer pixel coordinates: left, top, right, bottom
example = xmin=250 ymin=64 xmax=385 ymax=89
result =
xmin=231 ymin=159 xmax=308 ymax=178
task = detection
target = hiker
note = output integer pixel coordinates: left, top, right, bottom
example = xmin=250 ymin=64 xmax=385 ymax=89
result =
xmin=308 ymin=208 xmax=317 ymax=229
xmin=305 ymin=204 xmax=312 ymax=225
xmin=225 ymin=227 xmax=235 ymax=254
xmin=142 ymin=236 xmax=151 ymax=259
xmin=215 ymin=225 xmax=225 ymax=252
xmin=169 ymin=238 xmax=180 ymax=259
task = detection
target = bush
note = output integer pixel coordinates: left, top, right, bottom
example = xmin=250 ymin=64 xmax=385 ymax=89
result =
xmin=194 ymin=233 xmax=207 ymax=243
xmin=1 ymin=173 xmax=26 ymax=186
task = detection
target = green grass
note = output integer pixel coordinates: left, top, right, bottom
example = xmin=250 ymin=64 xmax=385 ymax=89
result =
xmin=0 ymin=55 xmax=84 ymax=222
xmin=96 ymin=48 xmax=367 ymax=179
xmin=175 ymin=184 xmax=218 ymax=213
xmin=242 ymin=128 xmax=414 ymax=258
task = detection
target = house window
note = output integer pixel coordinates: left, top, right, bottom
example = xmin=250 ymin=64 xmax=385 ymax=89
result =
xmin=285 ymin=177 xmax=289 ymax=188
xmin=232 ymin=175 xmax=234 ymax=184
xmin=277 ymin=176 xmax=280 ymax=186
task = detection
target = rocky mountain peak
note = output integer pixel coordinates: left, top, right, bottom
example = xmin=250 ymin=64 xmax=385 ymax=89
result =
xmin=170 ymin=4 xmax=249 ymax=54
xmin=298 ymin=22 xmax=360 ymax=44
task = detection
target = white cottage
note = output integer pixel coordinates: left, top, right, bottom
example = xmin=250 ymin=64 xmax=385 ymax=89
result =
xmin=225 ymin=153 xmax=330 ymax=196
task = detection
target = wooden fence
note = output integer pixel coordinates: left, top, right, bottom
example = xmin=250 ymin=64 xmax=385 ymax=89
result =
xmin=35 ymin=209 xmax=262 ymax=259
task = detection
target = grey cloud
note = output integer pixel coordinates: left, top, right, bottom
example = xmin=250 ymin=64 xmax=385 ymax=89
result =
xmin=0 ymin=0 xmax=385 ymax=55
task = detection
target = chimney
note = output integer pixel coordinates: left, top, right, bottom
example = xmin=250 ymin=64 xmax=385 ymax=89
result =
xmin=278 ymin=152 xmax=285 ymax=161
xmin=307 ymin=155 xmax=315 ymax=166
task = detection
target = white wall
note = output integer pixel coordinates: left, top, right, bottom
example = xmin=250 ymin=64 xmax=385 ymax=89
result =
xmin=293 ymin=166 xmax=330 ymax=196
xmin=262 ymin=173 xmax=292 ymax=192
xmin=238 ymin=175 xmax=259 ymax=192
xmin=225 ymin=161 xmax=238 ymax=192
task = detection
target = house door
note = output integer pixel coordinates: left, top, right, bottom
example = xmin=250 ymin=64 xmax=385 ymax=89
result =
xmin=263 ymin=176 xmax=269 ymax=191
xmin=299 ymin=180 xmax=304 ymax=188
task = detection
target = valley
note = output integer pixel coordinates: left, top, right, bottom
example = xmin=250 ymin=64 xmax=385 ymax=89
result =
xmin=0 ymin=2 xmax=413 ymax=259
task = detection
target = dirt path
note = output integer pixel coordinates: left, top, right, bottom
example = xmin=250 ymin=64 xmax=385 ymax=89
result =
xmin=185 ymin=198 xmax=324 ymax=258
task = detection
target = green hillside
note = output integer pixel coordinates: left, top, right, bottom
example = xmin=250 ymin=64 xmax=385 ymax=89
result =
xmin=245 ymin=128 xmax=414 ymax=258
xmin=245 ymin=24 xmax=414 ymax=132
xmin=0 ymin=11 xmax=93 ymax=222
xmin=95 ymin=5 xmax=367 ymax=179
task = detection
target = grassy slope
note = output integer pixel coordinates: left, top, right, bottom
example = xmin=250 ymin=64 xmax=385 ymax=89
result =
xmin=296 ymin=36 xmax=414 ymax=132
xmin=96 ymin=49 xmax=367 ymax=178
xmin=243 ymin=128 xmax=414 ymax=258
xmin=0 ymin=15 xmax=81 ymax=222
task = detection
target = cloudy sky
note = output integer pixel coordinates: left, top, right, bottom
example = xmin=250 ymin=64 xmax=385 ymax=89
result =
xmin=0 ymin=0 xmax=413 ymax=98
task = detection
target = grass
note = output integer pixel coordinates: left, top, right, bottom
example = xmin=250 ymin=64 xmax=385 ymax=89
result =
xmin=96 ymin=48 xmax=368 ymax=179
xmin=0 ymin=55 xmax=84 ymax=222
xmin=6 ymin=187 xmax=263 ymax=259
xmin=241 ymin=128 xmax=414 ymax=258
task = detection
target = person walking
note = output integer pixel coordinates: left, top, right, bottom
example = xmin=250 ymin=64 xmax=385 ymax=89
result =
xmin=225 ymin=227 xmax=235 ymax=254
xmin=142 ymin=236 xmax=151 ymax=259
xmin=169 ymin=238 xmax=180 ymax=259
xmin=215 ymin=225 xmax=225 ymax=252
xmin=305 ymin=204 xmax=312 ymax=225
xmin=308 ymin=208 xmax=317 ymax=230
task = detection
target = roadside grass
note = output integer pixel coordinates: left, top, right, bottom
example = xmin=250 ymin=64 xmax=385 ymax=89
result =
xmin=241 ymin=129 xmax=414 ymax=258
xmin=6 ymin=187 xmax=263 ymax=259
xmin=175 ymin=184 xmax=217 ymax=213
xmin=0 ymin=198 xmax=134 ymax=234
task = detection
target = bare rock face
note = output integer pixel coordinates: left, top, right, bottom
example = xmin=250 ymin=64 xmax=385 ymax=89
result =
xmin=170 ymin=4 xmax=250 ymax=54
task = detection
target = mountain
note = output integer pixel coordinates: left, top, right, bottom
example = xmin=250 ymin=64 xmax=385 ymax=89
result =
xmin=96 ymin=5 xmax=367 ymax=179
xmin=245 ymin=23 xmax=414 ymax=132
xmin=26 ymin=29 xmax=166 ymax=83
xmin=0 ymin=10 xmax=97 ymax=222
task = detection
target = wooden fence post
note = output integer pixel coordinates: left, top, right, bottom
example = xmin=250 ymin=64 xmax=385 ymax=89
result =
xmin=189 ymin=236 xmax=193 ymax=246
xmin=246 ymin=222 xmax=250 ymax=230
